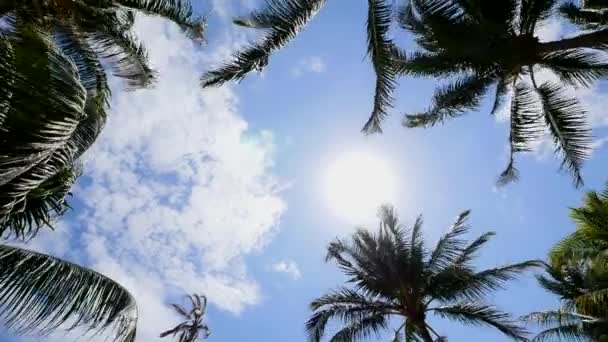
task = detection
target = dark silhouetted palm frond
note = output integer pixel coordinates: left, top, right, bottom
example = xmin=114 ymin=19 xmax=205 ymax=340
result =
xmin=160 ymin=294 xmax=210 ymax=342
xmin=0 ymin=244 xmax=137 ymax=341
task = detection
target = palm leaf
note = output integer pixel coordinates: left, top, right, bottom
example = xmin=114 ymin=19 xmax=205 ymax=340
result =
xmin=201 ymin=0 xmax=326 ymax=87
xmin=498 ymin=81 xmax=544 ymax=186
xmin=541 ymin=50 xmax=608 ymax=88
xmin=426 ymin=210 xmax=470 ymax=273
xmin=327 ymin=314 xmax=387 ymax=342
xmin=560 ymin=2 xmax=608 ymax=29
xmin=431 ymin=303 xmax=528 ymax=340
xmin=0 ymin=244 xmax=137 ymax=341
xmin=535 ymin=81 xmax=591 ymax=188
xmin=404 ymin=73 xmax=494 ymax=128
xmin=116 ymin=0 xmax=205 ymax=40
xmin=363 ymin=0 xmax=397 ymax=133
xmin=0 ymin=166 xmax=79 ymax=240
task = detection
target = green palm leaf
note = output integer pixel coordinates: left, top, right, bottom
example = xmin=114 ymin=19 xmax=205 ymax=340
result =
xmin=116 ymin=0 xmax=205 ymax=40
xmin=201 ymin=0 xmax=326 ymax=87
xmin=431 ymin=303 xmax=527 ymax=340
xmin=363 ymin=0 xmax=397 ymax=133
xmin=535 ymin=81 xmax=591 ymax=188
xmin=0 ymin=244 xmax=137 ymax=341
xmin=404 ymin=73 xmax=494 ymax=128
xmin=498 ymin=81 xmax=544 ymax=186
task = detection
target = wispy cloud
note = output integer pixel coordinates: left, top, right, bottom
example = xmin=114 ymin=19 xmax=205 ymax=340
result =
xmin=271 ymin=260 xmax=302 ymax=280
xmin=291 ymin=56 xmax=326 ymax=77
xmin=24 ymin=5 xmax=286 ymax=341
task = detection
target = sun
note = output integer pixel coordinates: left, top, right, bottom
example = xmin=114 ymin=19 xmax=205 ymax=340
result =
xmin=322 ymin=150 xmax=398 ymax=223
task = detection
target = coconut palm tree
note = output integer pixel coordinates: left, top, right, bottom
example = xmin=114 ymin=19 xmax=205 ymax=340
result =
xmin=0 ymin=0 xmax=204 ymax=239
xmin=160 ymin=294 xmax=211 ymax=342
xmin=201 ymin=0 xmax=398 ymax=133
xmin=525 ymin=185 xmax=608 ymax=341
xmin=307 ymin=205 xmax=541 ymax=342
xmin=561 ymin=0 xmax=608 ymax=29
xmin=550 ymin=184 xmax=608 ymax=267
xmin=524 ymin=262 xmax=608 ymax=341
xmin=0 ymin=244 xmax=137 ymax=341
xmin=397 ymin=0 xmax=608 ymax=187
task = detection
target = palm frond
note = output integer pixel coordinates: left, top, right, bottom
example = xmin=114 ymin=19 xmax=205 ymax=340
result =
xmin=431 ymin=303 xmax=528 ymax=340
xmin=520 ymin=0 xmax=559 ymax=35
xmin=0 ymin=165 xmax=79 ymax=240
xmin=201 ymin=0 xmax=326 ymax=87
xmin=441 ymin=261 xmax=543 ymax=302
xmin=498 ymin=81 xmax=544 ymax=186
xmin=426 ymin=210 xmax=470 ymax=273
xmin=523 ymin=310 xmax=590 ymax=342
xmin=326 ymin=314 xmax=388 ymax=342
xmin=392 ymin=51 xmax=469 ymax=77
xmin=0 ymin=23 xmax=85 ymax=186
xmin=116 ymin=0 xmax=205 ymax=40
xmin=541 ymin=50 xmax=608 ymax=88
xmin=0 ymin=244 xmax=137 ymax=341
xmin=536 ymin=81 xmax=591 ymax=188
xmin=404 ymin=73 xmax=493 ymax=128
xmin=82 ymin=18 xmax=156 ymax=89
xmin=55 ymin=22 xmax=111 ymax=101
xmin=490 ymin=76 xmax=510 ymax=116
xmin=560 ymin=2 xmax=608 ymax=29
xmin=363 ymin=0 xmax=397 ymax=133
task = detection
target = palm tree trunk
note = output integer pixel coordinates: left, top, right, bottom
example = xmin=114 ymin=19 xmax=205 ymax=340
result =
xmin=539 ymin=28 xmax=608 ymax=52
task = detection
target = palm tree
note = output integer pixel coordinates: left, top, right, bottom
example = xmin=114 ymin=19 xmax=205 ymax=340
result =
xmin=561 ymin=0 xmax=608 ymax=29
xmin=201 ymin=0 xmax=398 ymax=133
xmin=307 ymin=205 xmax=541 ymax=342
xmin=524 ymin=262 xmax=608 ymax=341
xmin=0 ymin=244 xmax=137 ymax=341
xmin=0 ymin=0 xmax=204 ymax=239
xmin=397 ymin=0 xmax=608 ymax=187
xmin=550 ymin=184 xmax=608 ymax=267
xmin=160 ymin=294 xmax=211 ymax=342
xmin=525 ymin=185 xmax=608 ymax=341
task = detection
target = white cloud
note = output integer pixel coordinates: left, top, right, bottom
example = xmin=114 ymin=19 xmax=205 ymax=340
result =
xmin=291 ymin=56 xmax=326 ymax=77
xmin=21 ymin=5 xmax=286 ymax=341
xmin=271 ymin=260 xmax=302 ymax=280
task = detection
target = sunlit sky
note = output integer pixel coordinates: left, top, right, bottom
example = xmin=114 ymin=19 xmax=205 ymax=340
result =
xmin=5 ymin=1 xmax=608 ymax=341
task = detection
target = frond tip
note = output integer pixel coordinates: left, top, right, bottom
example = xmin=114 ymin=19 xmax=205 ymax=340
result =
xmin=0 ymin=245 xmax=137 ymax=341
xmin=201 ymin=0 xmax=327 ymax=87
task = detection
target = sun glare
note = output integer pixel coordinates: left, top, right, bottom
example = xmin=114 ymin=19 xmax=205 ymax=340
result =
xmin=323 ymin=150 xmax=397 ymax=223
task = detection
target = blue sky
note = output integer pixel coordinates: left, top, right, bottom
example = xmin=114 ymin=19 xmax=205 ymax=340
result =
xmin=5 ymin=1 xmax=608 ymax=341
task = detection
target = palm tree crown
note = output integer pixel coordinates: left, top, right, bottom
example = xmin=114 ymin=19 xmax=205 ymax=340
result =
xmin=0 ymin=0 xmax=203 ymax=239
xmin=160 ymin=294 xmax=211 ymax=342
xmin=397 ymin=0 xmax=608 ymax=187
xmin=307 ymin=205 xmax=541 ymax=342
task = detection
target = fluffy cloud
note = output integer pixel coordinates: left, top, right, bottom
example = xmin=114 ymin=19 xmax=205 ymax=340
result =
xmin=291 ymin=56 xmax=326 ymax=77
xmin=271 ymin=260 xmax=302 ymax=280
xmin=21 ymin=4 xmax=286 ymax=341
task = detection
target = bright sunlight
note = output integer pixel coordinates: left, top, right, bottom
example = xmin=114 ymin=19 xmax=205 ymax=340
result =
xmin=323 ymin=150 xmax=397 ymax=223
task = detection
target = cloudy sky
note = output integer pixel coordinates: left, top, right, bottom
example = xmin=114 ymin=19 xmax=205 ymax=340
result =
xmin=5 ymin=0 xmax=608 ymax=341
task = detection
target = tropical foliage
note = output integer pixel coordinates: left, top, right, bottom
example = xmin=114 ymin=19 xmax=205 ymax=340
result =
xmin=0 ymin=0 xmax=204 ymax=240
xmin=397 ymin=0 xmax=608 ymax=187
xmin=0 ymin=244 xmax=137 ymax=341
xmin=561 ymin=0 xmax=608 ymax=28
xmin=525 ymin=184 xmax=608 ymax=341
xmin=204 ymin=0 xmax=608 ymax=187
xmin=161 ymin=294 xmax=211 ymax=342
xmin=202 ymin=0 xmax=397 ymax=133
xmin=307 ymin=205 xmax=541 ymax=342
